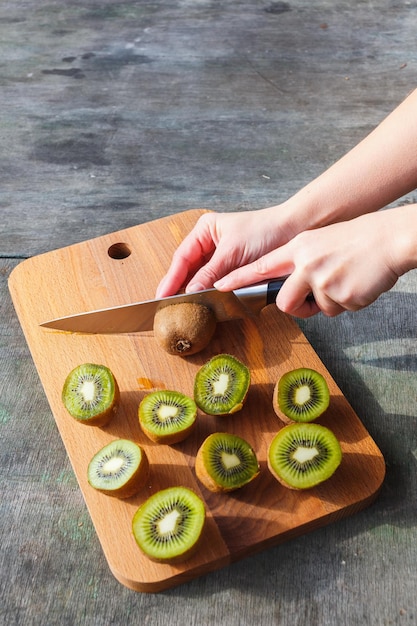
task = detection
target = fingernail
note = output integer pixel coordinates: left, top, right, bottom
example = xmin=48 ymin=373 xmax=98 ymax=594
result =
xmin=187 ymin=282 xmax=205 ymax=293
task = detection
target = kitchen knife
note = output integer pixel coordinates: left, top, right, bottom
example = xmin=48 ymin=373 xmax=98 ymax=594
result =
xmin=40 ymin=278 xmax=295 ymax=334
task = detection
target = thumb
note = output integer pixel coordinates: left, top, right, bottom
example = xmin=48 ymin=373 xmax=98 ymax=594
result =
xmin=214 ymin=248 xmax=294 ymax=292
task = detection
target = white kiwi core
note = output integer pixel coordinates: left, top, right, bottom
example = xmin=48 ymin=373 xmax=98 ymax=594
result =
xmin=158 ymin=404 xmax=179 ymax=421
xmin=158 ymin=509 xmax=181 ymax=535
xmin=294 ymin=384 xmax=311 ymax=406
xmin=221 ymin=451 xmax=241 ymax=469
xmin=102 ymin=456 xmax=125 ymax=474
xmin=213 ymin=373 xmax=229 ymax=396
xmin=81 ymin=380 xmax=97 ymax=402
xmin=293 ymin=445 xmax=319 ymax=464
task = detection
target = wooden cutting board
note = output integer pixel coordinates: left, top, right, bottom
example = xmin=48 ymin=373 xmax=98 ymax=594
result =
xmin=8 ymin=209 xmax=385 ymax=593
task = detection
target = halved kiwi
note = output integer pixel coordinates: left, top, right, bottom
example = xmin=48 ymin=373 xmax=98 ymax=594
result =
xmin=273 ymin=367 xmax=330 ymax=423
xmin=267 ymin=423 xmax=342 ymax=490
xmin=194 ymin=353 xmax=250 ymax=415
xmin=138 ymin=390 xmax=197 ymax=444
xmin=62 ymin=363 xmax=119 ymax=426
xmin=195 ymin=432 xmax=260 ymax=492
xmin=132 ymin=486 xmax=206 ymax=563
xmin=87 ymin=439 xmax=149 ymax=498
xmin=153 ymin=302 xmax=217 ymax=356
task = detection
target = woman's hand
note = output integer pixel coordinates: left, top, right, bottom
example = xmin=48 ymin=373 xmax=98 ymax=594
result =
xmin=214 ymin=209 xmax=407 ymax=318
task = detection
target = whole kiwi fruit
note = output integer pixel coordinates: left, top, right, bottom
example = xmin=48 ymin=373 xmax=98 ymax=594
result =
xmin=153 ymin=302 xmax=217 ymax=356
xmin=62 ymin=363 xmax=120 ymax=427
xmin=267 ymin=422 xmax=342 ymax=490
xmin=87 ymin=439 xmax=149 ymax=498
xmin=132 ymin=486 xmax=206 ymax=563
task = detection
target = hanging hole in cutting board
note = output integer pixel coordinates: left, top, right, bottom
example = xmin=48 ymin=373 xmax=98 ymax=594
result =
xmin=108 ymin=242 xmax=131 ymax=260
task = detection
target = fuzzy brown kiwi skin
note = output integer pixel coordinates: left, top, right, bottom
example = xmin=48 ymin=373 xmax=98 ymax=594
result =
xmin=153 ymin=302 xmax=217 ymax=356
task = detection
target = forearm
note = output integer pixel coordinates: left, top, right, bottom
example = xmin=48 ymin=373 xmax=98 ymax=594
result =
xmin=270 ymin=88 xmax=417 ymax=237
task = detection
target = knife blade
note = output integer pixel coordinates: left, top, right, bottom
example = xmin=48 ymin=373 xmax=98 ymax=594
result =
xmin=40 ymin=278 xmax=290 ymax=334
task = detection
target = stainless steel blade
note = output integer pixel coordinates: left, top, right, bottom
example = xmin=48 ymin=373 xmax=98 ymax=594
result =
xmin=40 ymin=288 xmax=256 ymax=334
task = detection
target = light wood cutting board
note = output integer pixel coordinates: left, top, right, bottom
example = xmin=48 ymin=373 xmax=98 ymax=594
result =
xmin=8 ymin=209 xmax=385 ymax=592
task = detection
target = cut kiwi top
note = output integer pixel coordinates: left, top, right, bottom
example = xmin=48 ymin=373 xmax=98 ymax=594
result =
xmin=62 ymin=363 xmax=119 ymax=426
xmin=87 ymin=438 xmax=149 ymax=498
xmin=196 ymin=432 xmax=260 ymax=492
xmin=138 ymin=390 xmax=197 ymax=444
xmin=268 ymin=422 xmax=342 ymax=490
xmin=132 ymin=486 xmax=206 ymax=563
xmin=194 ymin=354 xmax=250 ymax=415
xmin=274 ymin=367 xmax=330 ymax=423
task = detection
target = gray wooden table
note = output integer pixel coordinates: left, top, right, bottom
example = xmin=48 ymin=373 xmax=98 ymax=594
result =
xmin=2 ymin=1 xmax=417 ymax=624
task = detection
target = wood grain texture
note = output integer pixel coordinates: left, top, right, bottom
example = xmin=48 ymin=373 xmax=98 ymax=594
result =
xmin=8 ymin=209 xmax=385 ymax=592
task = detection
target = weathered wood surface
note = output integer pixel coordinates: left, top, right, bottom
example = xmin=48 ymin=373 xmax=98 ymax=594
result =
xmin=1 ymin=0 xmax=416 ymax=623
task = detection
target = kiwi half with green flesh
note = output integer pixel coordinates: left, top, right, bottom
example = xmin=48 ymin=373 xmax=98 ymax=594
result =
xmin=139 ymin=390 xmax=197 ymax=444
xmin=273 ymin=367 xmax=330 ymax=423
xmin=195 ymin=432 xmax=260 ymax=492
xmin=132 ymin=486 xmax=206 ymax=563
xmin=268 ymin=423 xmax=342 ymax=490
xmin=153 ymin=302 xmax=217 ymax=356
xmin=194 ymin=354 xmax=250 ymax=415
xmin=62 ymin=363 xmax=119 ymax=426
xmin=87 ymin=439 xmax=149 ymax=498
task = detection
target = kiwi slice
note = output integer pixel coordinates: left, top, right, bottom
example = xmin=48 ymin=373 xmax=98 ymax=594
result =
xmin=87 ymin=439 xmax=149 ymax=498
xmin=267 ymin=423 xmax=342 ymax=490
xmin=195 ymin=432 xmax=260 ymax=492
xmin=194 ymin=353 xmax=250 ymax=415
xmin=62 ymin=363 xmax=119 ymax=426
xmin=273 ymin=367 xmax=330 ymax=423
xmin=138 ymin=390 xmax=197 ymax=444
xmin=153 ymin=302 xmax=217 ymax=356
xmin=132 ymin=486 xmax=206 ymax=563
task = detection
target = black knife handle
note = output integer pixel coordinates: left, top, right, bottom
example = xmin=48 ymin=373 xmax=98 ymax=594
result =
xmin=266 ymin=278 xmax=315 ymax=305
xmin=266 ymin=278 xmax=287 ymax=305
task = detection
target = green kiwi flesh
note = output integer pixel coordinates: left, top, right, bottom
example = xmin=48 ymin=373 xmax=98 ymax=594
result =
xmin=132 ymin=486 xmax=206 ymax=563
xmin=62 ymin=363 xmax=119 ymax=426
xmin=194 ymin=354 xmax=250 ymax=415
xmin=153 ymin=302 xmax=217 ymax=356
xmin=138 ymin=390 xmax=197 ymax=444
xmin=87 ymin=439 xmax=149 ymax=498
xmin=195 ymin=432 xmax=260 ymax=492
xmin=268 ymin=423 xmax=342 ymax=489
xmin=274 ymin=367 xmax=330 ymax=423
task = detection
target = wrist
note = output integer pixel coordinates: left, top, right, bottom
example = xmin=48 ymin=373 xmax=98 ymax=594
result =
xmin=387 ymin=204 xmax=417 ymax=275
